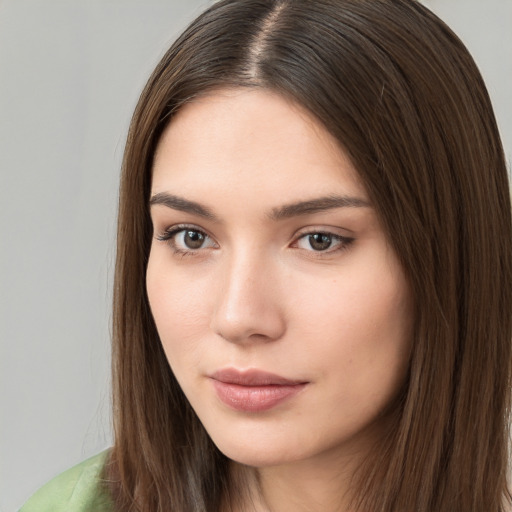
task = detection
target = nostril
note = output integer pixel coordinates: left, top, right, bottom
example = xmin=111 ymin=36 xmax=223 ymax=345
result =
xmin=210 ymin=293 xmax=286 ymax=344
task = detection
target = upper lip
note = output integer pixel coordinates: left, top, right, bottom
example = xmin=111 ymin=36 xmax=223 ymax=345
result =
xmin=210 ymin=368 xmax=306 ymax=386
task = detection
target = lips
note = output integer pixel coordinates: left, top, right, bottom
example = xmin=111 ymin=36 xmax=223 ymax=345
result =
xmin=210 ymin=368 xmax=308 ymax=412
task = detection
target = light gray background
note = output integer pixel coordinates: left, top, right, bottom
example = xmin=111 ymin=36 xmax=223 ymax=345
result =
xmin=0 ymin=1 xmax=510 ymax=511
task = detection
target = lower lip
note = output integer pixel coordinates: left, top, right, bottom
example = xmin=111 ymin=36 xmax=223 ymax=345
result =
xmin=211 ymin=380 xmax=307 ymax=412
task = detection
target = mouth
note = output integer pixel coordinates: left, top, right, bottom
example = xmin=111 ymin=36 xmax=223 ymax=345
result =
xmin=209 ymin=368 xmax=308 ymax=412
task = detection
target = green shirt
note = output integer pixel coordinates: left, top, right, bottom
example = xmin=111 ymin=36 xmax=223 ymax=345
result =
xmin=19 ymin=451 xmax=114 ymax=512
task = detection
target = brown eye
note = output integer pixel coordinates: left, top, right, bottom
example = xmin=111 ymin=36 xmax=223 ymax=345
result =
xmin=295 ymin=231 xmax=354 ymax=254
xmin=308 ymin=233 xmax=333 ymax=251
xmin=157 ymin=226 xmax=217 ymax=253
xmin=183 ymin=230 xmax=206 ymax=249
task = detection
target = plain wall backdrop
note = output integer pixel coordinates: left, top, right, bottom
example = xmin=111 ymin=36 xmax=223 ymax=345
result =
xmin=0 ymin=1 xmax=510 ymax=511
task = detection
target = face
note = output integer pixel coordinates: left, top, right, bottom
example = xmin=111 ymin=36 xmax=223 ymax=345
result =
xmin=147 ymin=88 xmax=413 ymax=469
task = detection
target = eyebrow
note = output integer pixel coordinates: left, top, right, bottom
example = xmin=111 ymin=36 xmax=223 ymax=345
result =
xmin=269 ymin=195 xmax=371 ymax=220
xmin=150 ymin=192 xmax=218 ymax=220
xmin=149 ymin=192 xmax=370 ymax=221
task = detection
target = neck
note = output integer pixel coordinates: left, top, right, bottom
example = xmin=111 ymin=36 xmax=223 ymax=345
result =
xmin=226 ymin=445 xmax=366 ymax=512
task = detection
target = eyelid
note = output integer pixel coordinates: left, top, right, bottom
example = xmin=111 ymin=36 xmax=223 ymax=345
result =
xmin=292 ymin=225 xmax=354 ymax=241
xmin=156 ymin=223 xmax=213 ymax=239
xmin=154 ymin=223 xmax=355 ymax=257
xmin=291 ymin=227 xmax=355 ymax=255
xmin=156 ymin=224 xmax=218 ymax=254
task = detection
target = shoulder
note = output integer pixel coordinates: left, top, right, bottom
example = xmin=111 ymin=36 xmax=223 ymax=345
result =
xmin=19 ymin=450 xmax=114 ymax=512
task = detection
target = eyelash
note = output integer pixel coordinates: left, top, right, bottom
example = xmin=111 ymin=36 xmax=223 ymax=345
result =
xmin=155 ymin=224 xmax=216 ymax=257
xmin=155 ymin=224 xmax=355 ymax=258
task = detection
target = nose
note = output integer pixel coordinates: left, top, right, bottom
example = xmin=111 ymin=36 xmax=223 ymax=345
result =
xmin=210 ymin=249 xmax=286 ymax=344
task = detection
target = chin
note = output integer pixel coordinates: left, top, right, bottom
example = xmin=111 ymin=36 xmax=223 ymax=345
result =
xmin=204 ymin=423 xmax=325 ymax=468
xmin=215 ymin=441 xmax=301 ymax=468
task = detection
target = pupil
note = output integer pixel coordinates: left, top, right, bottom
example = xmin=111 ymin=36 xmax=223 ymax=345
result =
xmin=309 ymin=233 xmax=332 ymax=251
xmin=184 ymin=230 xmax=204 ymax=249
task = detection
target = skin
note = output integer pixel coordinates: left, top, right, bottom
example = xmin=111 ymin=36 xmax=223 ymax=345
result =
xmin=147 ymin=88 xmax=413 ymax=512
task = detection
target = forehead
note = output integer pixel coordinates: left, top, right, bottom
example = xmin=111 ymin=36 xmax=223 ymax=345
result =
xmin=151 ymin=88 xmax=367 ymax=204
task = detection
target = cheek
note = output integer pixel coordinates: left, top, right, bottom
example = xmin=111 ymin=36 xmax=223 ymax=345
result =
xmin=294 ymin=258 xmax=411 ymax=340
xmin=146 ymin=253 xmax=212 ymax=365
xmin=293 ymin=256 xmax=413 ymax=396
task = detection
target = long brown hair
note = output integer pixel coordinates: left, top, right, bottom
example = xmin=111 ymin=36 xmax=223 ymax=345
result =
xmin=109 ymin=1 xmax=512 ymax=510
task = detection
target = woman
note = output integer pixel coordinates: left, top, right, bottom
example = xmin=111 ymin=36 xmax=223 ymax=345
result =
xmin=21 ymin=0 xmax=512 ymax=511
